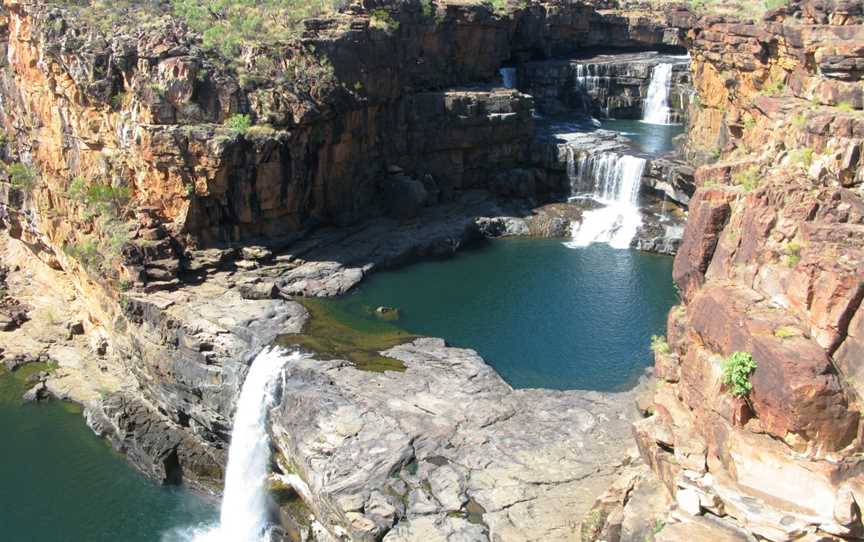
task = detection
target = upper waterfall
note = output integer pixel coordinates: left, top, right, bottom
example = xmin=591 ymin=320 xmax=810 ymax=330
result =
xmin=171 ymin=348 xmax=301 ymax=542
xmin=500 ymin=67 xmax=517 ymax=89
xmin=642 ymin=63 xmax=674 ymax=125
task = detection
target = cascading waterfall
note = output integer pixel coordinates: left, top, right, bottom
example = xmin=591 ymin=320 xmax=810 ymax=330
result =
xmin=170 ymin=348 xmax=300 ymax=542
xmin=642 ymin=63 xmax=674 ymax=125
xmin=574 ymin=64 xmax=605 ymax=116
xmin=500 ymin=67 xmax=517 ymax=89
xmin=564 ymin=151 xmax=646 ymax=249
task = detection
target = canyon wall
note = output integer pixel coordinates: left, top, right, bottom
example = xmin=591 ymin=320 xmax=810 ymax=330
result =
xmin=626 ymin=1 xmax=864 ymax=540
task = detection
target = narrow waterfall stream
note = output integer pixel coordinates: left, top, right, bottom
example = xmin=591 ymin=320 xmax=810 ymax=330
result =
xmin=179 ymin=348 xmax=300 ymax=542
xmin=642 ymin=63 xmax=674 ymax=125
xmin=500 ymin=67 xmax=517 ymax=89
xmin=565 ymin=152 xmax=646 ymax=249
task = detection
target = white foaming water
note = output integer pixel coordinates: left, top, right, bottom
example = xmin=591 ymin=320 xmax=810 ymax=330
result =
xmin=564 ymin=151 xmax=646 ymax=249
xmin=574 ymin=63 xmax=606 ymax=117
xmin=168 ymin=348 xmax=299 ymax=542
xmin=642 ymin=63 xmax=674 ymax=125
xmin=500 ymin=67 xmax=517 ymax=89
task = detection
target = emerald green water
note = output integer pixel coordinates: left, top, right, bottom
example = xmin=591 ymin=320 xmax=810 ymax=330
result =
xmin=322 ymin=239 xmax=678 ymax=391
xmin=0 ymin=364 xmax=217 ymax=542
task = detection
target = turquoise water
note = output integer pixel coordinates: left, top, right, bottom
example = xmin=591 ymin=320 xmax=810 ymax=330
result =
xmin=324 ymin=239 xmax=678 ymax=391
xmin=0 ymin=365 xmax=217 ymax=542
xmin=601 ymin=119 xmax=684 ymax=155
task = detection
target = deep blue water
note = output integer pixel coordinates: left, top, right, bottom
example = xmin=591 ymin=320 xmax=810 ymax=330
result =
xmin=0 ymin=365 xmax=217 ymax=542
xmin=324 ymin=239 xmax=678 ymax=391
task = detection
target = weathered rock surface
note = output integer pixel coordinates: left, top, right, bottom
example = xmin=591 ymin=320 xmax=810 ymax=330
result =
xmin=271 ymin=337 xmax=648 ymax=542
xmin=630 ymin=2 xmax=864 ymax=542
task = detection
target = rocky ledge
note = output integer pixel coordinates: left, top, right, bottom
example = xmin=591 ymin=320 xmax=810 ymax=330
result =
xmin=272 ymin=337 xmax=648 ymax=542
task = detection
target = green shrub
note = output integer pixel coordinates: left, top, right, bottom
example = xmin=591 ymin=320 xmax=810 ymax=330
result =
xmin=279 ymin=48 xmax=337 ymax=99
xmin=7 ymin=163 xmax=36 ymax=191
xmin=64 ymin=237 xmax=102 ymax=272
xmin=171 ymin=0 xmax=346 ymax=55
xmin=789 ymin=148 xmax=814 ymax=169
xmin=733 ymin=165 xmax=760 ymax=192
xmin=70 ymin=180 xmax=130 ymax=217
xmin=774 ymin=326 xmax=798 ymax=339
xmin=650 ymin=335 xmax=671 ymax=355
xmin=836 ymin=101 xmax=856 ymax=113
xmin=782 ymin=240 xmax=802 ymax=267
xmin=790 ymin=112 xmax=807 ymax=129
xmin=485 ymin=0 xmax=510 ymax=15
xmin=369 ymin=9 xmax=399 ymax=33
xmin=110 ymin=91 xmax=128 ymax=110
xmin=721 ymin=351 xmax=757 ymax=397
xmin=763 ymin=0 xmax=789 ymax=9
xmin=760 ymin=76 xmax=785 ymax=96
xmin=104 ymin=220 xmax=132 ymax=256
xmin=224 ymin=113 xmax=253 ymax=134
xmin=581 ymin=509 xmax=606 ymax=542
xmin=742 ymin=113 xmax=755 ymax=130
xmin=421 ymin=0 xmax=436 ymax=19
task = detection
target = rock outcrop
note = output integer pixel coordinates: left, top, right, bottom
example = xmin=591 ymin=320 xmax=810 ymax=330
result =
xmin=271 ymin=338 xmax=648 ymax=542
xmin=618 ymin=1 xmax=864 ymax=541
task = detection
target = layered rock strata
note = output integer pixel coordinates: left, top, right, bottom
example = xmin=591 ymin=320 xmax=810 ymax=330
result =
xmin=522 ymin=51 xmax=692 ymax=120
xmin=615 ymin=1 xmax=864 ymax=541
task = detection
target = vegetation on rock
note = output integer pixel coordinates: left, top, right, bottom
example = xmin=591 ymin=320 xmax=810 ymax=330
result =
xmin=170 ymin=0 xmax=348 ymax=55
xmin=224 ymin=114 xmax=253 ymax=134
xmin=721 ymin=351 xmax=757 ymax=397
xmin=369 ymin=9 xmax=400 ymax=33
xmin=7 ymin=163 xmax=36 ymax=191
xmin=732 ymin=165 xmax=760 ymax=192
xmin=650 ymin=335 xmax=670 ymax=355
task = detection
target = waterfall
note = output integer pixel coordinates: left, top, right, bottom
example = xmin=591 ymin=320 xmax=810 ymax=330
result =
xmin=574 ymin=64 xmax=602 ymax=116
xmin=170 ymin=348 xmax=300 ymax=542
xmin=642 ymin=63 xmax=674 ymax=125
xmin=564 ymin=151 xmax=646 ymax=249
xmin=500 ymin=67 xmax=517 ymax=89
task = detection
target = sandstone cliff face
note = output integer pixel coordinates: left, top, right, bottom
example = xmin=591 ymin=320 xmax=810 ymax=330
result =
xmin=633 ymin=1 xmax=864 ymax=540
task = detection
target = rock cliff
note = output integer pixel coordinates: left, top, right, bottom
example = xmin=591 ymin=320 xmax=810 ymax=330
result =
xmin=606 ymin=1 xmax=864 ymax=541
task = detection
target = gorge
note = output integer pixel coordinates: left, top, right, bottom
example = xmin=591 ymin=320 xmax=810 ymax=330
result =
xmin=0 ymin=0 xmax=861 ymax=541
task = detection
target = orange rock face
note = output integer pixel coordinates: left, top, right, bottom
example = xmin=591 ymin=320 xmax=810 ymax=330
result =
xmin=639 ymin=1 xmax=864 ymax=540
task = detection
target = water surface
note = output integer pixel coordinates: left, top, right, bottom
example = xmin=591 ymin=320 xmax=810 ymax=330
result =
xmin=601 ymin=119 xmax=684 ymax=155
xmin=322 ymin=239 xmax=678 ymax=391
xmin=0 ymin=364 xmax=217 ymax=542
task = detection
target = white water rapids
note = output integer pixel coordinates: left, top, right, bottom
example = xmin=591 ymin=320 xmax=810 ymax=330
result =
xmin=564 ymin=151 xmax=647 ymax=250
xmin=168 ymin=347 xmax=300 ymax=542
